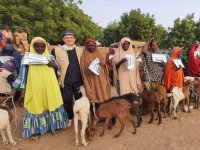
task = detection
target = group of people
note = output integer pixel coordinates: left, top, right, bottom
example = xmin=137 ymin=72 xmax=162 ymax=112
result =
xmin=0 ymin=25 xmax=29 ymax=55
xmin=0 ymin=26 xmax=200 ymax=141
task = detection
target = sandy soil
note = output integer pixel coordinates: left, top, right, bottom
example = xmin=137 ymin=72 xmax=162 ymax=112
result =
xmin=1 ymin=105 xmax=200 ymax=150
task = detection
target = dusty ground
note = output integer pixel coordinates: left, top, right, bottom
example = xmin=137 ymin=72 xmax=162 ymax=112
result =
xmin=1 ymin=105 xmax=200 ymax=150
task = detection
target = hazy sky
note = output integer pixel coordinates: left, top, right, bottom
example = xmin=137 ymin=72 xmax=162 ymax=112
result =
xmin=79 ymin=0 xmax=200 ymax=29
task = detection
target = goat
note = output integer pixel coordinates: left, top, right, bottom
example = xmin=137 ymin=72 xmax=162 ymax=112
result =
xmin=86 ymin=99 xmax=136 ymax=140
xmin=168 ymin=87 xmax=185 ymax=119
xmin=73 ymin=86 xmax=90 ymax=146
xmin=153 ymin=84 xmax=167 ymax=118
xmin=182 ymin=80 xmax=192 ymax=112
xmin=104 ymin=93 xmax=142 ymax=127
xmin=190 ymin=77 xmax=200 ymax=109
xmin=140 ymin=83 xmax=162 ymax=124
xmin=0 ymin=97 xmax=16 ymax=145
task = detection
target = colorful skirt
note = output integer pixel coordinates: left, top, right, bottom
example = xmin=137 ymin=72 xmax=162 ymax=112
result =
xmin=22 ymin=106 xmax=68 ymax=137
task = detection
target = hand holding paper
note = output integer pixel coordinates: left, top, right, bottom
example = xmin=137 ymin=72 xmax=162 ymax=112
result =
xmin=88 ymin=58 xmax=101 ymax=75
xmin=125 ymin=54 xmax=135 ymax=70
xmin=173 ymin=59 xmax=184 ymax=68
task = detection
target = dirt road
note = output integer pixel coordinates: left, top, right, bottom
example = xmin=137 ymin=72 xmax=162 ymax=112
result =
xmin=1 ymin=107 xmax=200 ymax=150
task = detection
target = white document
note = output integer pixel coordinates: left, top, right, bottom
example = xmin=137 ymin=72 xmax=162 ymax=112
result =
xmin=109 ymin=55 xmax=114 ymax=60
xmin=88 ymin=58 xmax=101 ymax=75
xmin=0 ymin=56 xmax=14 ymax=63
xmin=194 ymin=50 xmax=200 ymax=59
xmin=22 ymin=52 xmax=50 ymax=65
xmin=125 ymin=54 xmax=135 ymax=70
xmin=173 ymin=59 xmax=184 ymax=68
xmin=152 ymin=54 xmax=167 ymax=63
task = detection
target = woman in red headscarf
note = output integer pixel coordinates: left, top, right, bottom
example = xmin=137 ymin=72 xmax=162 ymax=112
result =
xmin=164 ymin=47 xmax=184 ymax=91
xmin=80 ymin=39 xmax=111 ymax=103
xmin=187 ymin=42 xmax=200 ymax=77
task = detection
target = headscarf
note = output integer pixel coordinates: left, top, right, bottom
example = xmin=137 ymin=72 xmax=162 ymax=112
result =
xmin=0 ymin=44 xmax=21 ymax=72
xmin=112 ymin=37 xmax=141 ymax=95
xmin=164 ymin=47 xmax=184 ymax=90
xmin=24 ymin=37 xmax=63 ymax=114
xmin=85 ymin=38 xmax=97 ymax=48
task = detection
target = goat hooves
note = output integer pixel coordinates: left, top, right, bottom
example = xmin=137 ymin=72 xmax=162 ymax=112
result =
xmin=132 ymin=132 xmax=136 ymax=134
xmin=114 ymin=134 xmax=119 ymax=138
xmin=3 ymin=141 xmax=9 ymax=145
xmin=82 ymin=142 xmax=88 ymax=146
xmin=148 ymin=121 xmax=153 ymax=124
xmin=108 ymin=125 xmax=113 ymax=130
xmin=158 ymin=122 xmax=162 ymax=125
xmin=99 ymin=133 xmax=104 ymax=137
xmin=10 ymin=141 xmax=17 ymax=145
xmin=75 ymin=142 xmax=79 ymax=146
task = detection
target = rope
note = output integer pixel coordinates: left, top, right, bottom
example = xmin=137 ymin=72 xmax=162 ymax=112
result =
xmin=10 ymin=95 xmax=24 ymax=141
xmin=1 ymin=95 xmax=24 ymax=141
xmin=92 ymin=103 xmax=99 ymax=122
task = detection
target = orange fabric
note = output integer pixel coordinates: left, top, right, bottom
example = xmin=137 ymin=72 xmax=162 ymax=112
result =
xmin=80 ymin=45 xmax=111 ymax=103
xmin=164 ymin=47 xmax=184 ymax=90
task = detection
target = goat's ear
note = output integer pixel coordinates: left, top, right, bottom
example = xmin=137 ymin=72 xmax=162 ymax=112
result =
xmin=184 ymin=80 xmax=190 ymax=85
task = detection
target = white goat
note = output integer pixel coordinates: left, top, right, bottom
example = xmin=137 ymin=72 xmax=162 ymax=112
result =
xmin=73 ymin=86 xmax=90 ymax=146
xmin=168 ymin=87 xmax=185 ymax=119
xmin=0 ymin=107 xmax=16 ymax=145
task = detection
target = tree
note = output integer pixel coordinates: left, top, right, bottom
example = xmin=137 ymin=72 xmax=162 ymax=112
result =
xmin=167 ymin=14 xmax=196 ymax=48
xmin=103 ymin=21 xmax=121 ymax=46
xmin=0 ymin=0 xmax=102 ymax=45
xmin=103 ymin=9 xmax=167 ymax=46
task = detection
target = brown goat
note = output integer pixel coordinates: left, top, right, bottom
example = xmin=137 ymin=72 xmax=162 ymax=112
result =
xmin=140 ymin=83 xmax=162 ymax=124
xmin=153 ymin=84 xmax=167 ymax=118
xmin=182 ymin=80 xmax=192 ymax=112
xmin=190 ymin=78 xmax=200 ymax=109
xmin=86 ymin=99 xmax=136 ymax=140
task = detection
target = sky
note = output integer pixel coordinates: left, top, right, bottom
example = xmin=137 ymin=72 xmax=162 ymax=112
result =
xmin=79 ymin=0 xmax=200 ymax=29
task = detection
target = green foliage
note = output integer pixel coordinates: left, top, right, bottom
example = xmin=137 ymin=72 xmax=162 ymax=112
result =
xmin=168 ymin=14 xmax=196 ymax=49
xmin=102 ymin=9 xmax=200 ymax=49
xmin=103 ymin=9 xmax=167 ymax=47
xmin=0 ymin=0 xmax=102 ymax=45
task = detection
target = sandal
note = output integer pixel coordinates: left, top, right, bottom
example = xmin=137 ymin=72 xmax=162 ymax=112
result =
xmin=30 ymin=135 xmax=39 ymax=142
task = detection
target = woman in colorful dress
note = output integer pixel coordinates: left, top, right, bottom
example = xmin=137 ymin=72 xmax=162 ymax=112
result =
xmin=10 ymin=37 xmax=68 ymax=139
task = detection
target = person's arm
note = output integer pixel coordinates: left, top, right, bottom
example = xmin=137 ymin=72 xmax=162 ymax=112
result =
xmin=116 ymin=58 xmax=127 ymax=70
xmin=48 ymin=53 xmax=59 ymax=69
xmin=9 ymin=65 xmax=28 ymax=96
xmin=6 ymin=74 xmax=14 ymax=85
xmin=142 ymin=38 xmax=154 ymax=54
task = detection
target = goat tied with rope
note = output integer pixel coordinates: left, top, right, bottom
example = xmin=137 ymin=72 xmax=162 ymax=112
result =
xmin=0 ymin=97 xmax=16 ymax=145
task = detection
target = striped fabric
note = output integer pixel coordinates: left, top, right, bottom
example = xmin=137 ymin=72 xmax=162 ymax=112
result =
xmin=22 ymin=106 xmax=68 ymax=137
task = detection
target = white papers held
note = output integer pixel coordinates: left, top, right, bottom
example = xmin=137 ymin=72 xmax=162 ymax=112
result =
xmin=173 ymin=59 xmax=184 ymax=68
xmin=22 ymin=52 xmax=50 ymax=65
xmin=0 ymin=56 xmax=14 ymax=63
xmin=125 ymin=54 xmax=135 ymax=70
xmin=194 ymin=50 xmax=200 ymax=59
xmin=152 ymin=54 xmax=167 ymax=63
xmin=109 ymin=55 xmax=114 ymax=60
xmin=88 ymin=58 xmax=101 ymax=75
